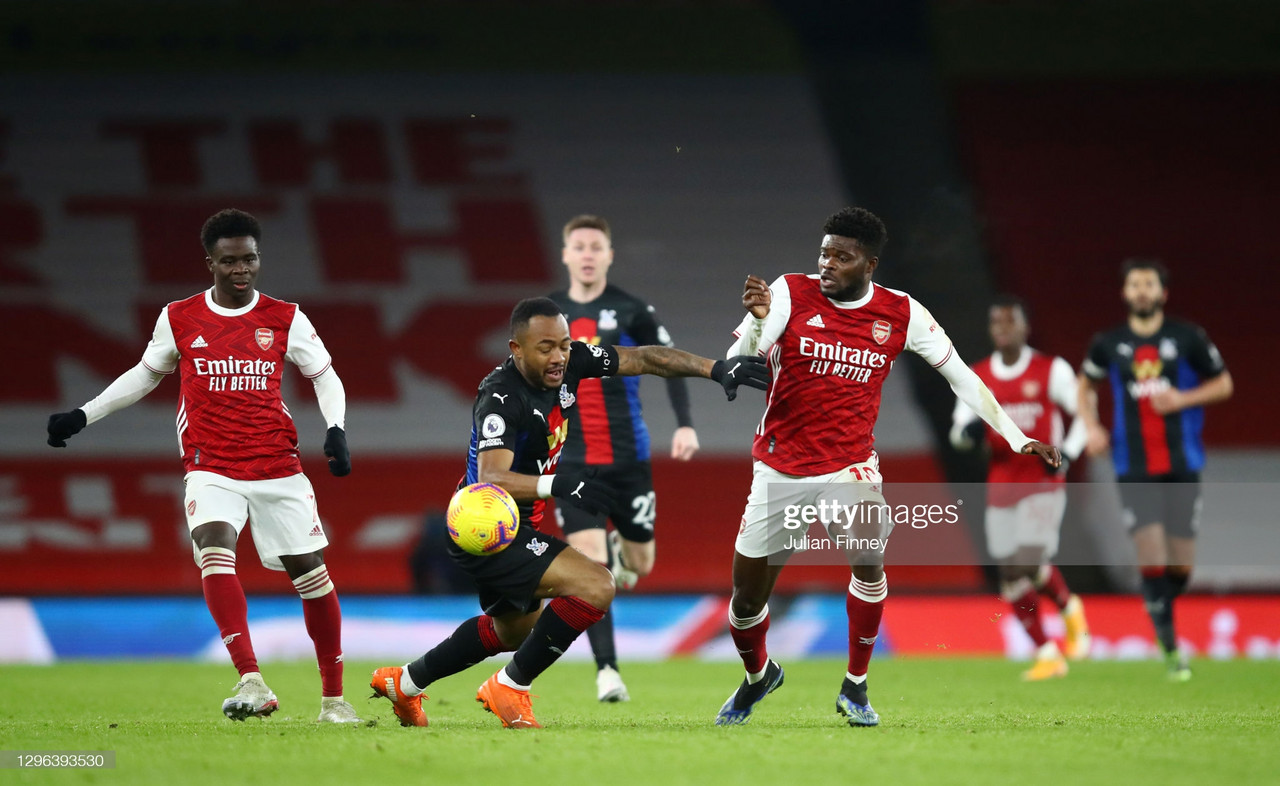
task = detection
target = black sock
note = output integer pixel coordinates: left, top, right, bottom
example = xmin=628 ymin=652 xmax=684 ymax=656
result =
xmin=408 ymin=616 xmax=495 ymax=688
xmin=1140 ymin=573 xmax=1177 ymax=654
xmin=1167 ymin=568 xmax=1190 ymax=599
xmin=586 ymin=608 xmax=619 ymax=671
xmin=505 ymin=601 xmax=593 ymax=686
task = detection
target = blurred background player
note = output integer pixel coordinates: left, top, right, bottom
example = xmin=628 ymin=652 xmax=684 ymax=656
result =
xmin=950 ymin=295 xmax=1091 ymax=681
xmin=548 ymin=214 xmax=700 ymax=703
xmin=719 ymin=207 xmax=1060 ymax=727
xmin=45 ymin=209 xmax=358 ymax=723
xmin=369 ymin=298 xmax=766 ymax=729
xmin=1078 ymin=259 xmax=1232 ymax=680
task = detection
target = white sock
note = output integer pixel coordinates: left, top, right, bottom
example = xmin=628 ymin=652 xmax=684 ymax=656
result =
xmin=745 ymin=663 xmax=769 ymax=685
xmin=322 ymin=695 xmax=345 ymax=704
xmin=399 ymin=664 xmax=423 ymax=697
xmin=846 ymin=672 xmax=867 ymax=685
xmin=241 ymin=671 xmax=263 ymax=684
xmin=497 ymin=667 xmax=530 ymax=692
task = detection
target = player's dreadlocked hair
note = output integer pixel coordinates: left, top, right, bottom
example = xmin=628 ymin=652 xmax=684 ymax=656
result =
xmin=1121 ymin=257 xmax=1169 ymax=288
xmin=563 ymin=214 xmax=611 ymax=242
xmin=823 ymin=207 xmax=888 ymax=257
xmin=991 ymin=293 xmax=1030 ymax=321
xmin=510 ymin=297 xmax=564 ymax=338
xmin=201 ymin=209 xmax=262 ymax=253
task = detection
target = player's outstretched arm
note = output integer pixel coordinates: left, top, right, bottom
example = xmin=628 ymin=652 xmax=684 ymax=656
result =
xmin=936 ymin=351 xmax=1060 ymax=469
xmin=475 ymin=449 xmax=611 ymax=514
xmin=46 ymin=362 xmax=165 ymax=447
xmin=614 ymin=346 xmax=769 ymax=401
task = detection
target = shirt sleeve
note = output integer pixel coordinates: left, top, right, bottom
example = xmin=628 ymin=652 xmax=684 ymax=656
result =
xmin=286 ymin=308 xmax=334 ymax=378
xmin=1081 ymin=333 xmax=1110 ymax=380
xmin=1186 ymin=325 xmax=1228 ymax=379
xmin=905 ymin=296 xmax=955 ymax=368
xmin=727 ymin=275 xmax=790 ymax=358
xmin=566 ymin=340 xmax=620 ymax=379
xmin=474 ymin=385 xmax=527 ymax=454
xmin=140 ymin=307 xmax=179 ymax=374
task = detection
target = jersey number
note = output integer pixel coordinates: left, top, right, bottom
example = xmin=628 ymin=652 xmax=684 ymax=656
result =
xmin=630 ymin=492 xmax=656 ymax=531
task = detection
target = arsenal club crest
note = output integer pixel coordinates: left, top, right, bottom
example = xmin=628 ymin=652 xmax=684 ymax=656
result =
xmin=1022 ymin=380 xmax=1041 ymax=399
xmin=255 ymin=328 xmax=274 ymax=351
xmin=871 ymin=320 xmax=891 ymax=345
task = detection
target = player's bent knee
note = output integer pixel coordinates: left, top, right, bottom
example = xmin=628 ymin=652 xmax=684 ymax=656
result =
xmin=730 ymin=590 xmax=768 ymax=620
xmin=571 ymin=561 xmax=616 ymax=609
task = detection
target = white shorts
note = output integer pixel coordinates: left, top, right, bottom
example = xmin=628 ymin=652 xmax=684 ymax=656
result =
xmin=735 ymin=455 xmax=890 ymax=559
xmin=184 ymin=470 xmax=328 ymax=571
xmin=984 ymin=489 xmax=1066 ymax=561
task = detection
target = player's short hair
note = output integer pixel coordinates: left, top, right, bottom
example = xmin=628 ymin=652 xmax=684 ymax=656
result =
xmin=1121 ymin=257 xmax=1169 ymax=288
xmin=201 ymin=209 xmax=262 ymax=253
xmin=823 ymin=207 xmax=887 ymax=257
xmin=510 ymin=297 xmax=564 ymax=338
xmin=990 ymin=293 xmax=1030 ymax=321
xmin=563 ymin=214 xmax=611 ymax=243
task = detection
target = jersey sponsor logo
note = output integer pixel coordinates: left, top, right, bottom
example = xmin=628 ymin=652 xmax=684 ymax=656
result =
xmin=190 ymin=335 xmax=208 ymax=348
xmin=192 ymin=356 xmax=278 ymax=392
xmin=255 ymin=328 xmax=274 ymax=350
xmin=598 ymin=309 xmax=618 ymax=330
xmin=477 ymin=437 xmax=504 ymax=449
xmin=559 ymin=384 xmax=576 ymax=409
xmin=1002 ymin=401 xmax=1044 ymax=432
xmin=1021 ymin=379 xmax=1041 ymax=399
xmin=526 ymin=537 xmax=549 ymax=556
xmin=482 ymin=413 xmax=506 ymax=438
xmin=798 ymin=335 xmax=888 ymax=383
xmin=1128 ymin=345 xmax=1170 ymax=400
xmin=872 ymin=320 xmax=891 ymax=345
xmin=806 ymin=314 xmax=826 ymax=328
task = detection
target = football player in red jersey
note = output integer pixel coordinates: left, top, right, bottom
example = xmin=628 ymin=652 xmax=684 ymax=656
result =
xmin=46 ymin=209 xmax=359 ymax=723
xmin=951 ymin=296 xmax=1091 ymax=680
xmin=715 ymin=207 xmax=1060 ymax=727
xmin=1078 ymin=259 xmax=1232 ymax=681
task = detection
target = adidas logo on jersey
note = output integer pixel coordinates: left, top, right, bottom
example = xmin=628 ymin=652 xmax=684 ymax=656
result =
xmin=191 ymin=335 xmax=208 ymax=348
xmin=309 ymin=525 xmax=323 ymax=537
xmin=806 ymin=314 xmax=826 ymax=328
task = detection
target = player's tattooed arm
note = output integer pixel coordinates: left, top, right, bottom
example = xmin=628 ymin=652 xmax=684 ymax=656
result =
xmin=615 ymin=346 xmax=715 ymax=378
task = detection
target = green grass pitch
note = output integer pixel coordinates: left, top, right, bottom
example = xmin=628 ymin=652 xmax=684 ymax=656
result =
xmin=2 ymin=658 xmax=1276 ymax=785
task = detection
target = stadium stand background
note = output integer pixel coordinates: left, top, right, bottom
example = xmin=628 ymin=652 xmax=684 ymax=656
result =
xmin=1 ymin=2 xmax=1275 ymax=659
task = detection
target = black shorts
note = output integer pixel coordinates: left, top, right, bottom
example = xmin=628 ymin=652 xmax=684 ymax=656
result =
xmin=555 ymin=461 xmax=656 ymax=543
xmin=448 ymin=523 xmax=568 ymax=617
xmin=1117 ymin=472 xmax=1202 ymax=538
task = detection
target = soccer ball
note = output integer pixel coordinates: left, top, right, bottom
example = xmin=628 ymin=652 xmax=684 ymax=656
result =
xmin=446 ymin=483 xmax=520 ymax=555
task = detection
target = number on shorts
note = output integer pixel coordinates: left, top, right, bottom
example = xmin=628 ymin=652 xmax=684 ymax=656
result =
xmin=631 ymin=491 xmax=656 ymax=531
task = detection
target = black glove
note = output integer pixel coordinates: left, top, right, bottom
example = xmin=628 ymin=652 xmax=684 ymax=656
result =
xmin=324 ymin=426 xmax=351 ymax=477
xmin=47 ymin=408 xmax=87 ymax=448
xmin=551 ymin=467 xmax=612 ymax=514
xmin=711 ymin=355 xmax=771 ymax=401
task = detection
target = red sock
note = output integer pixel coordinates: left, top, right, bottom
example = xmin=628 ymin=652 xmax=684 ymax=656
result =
xmin=295 ymin=565 xmax=343 ymax=698
xmin=847 ymin=577 xmax=886 ymax=677
xmin=199 ymin=547 xmax=258 ymax=676
xmin=729 ymin=606 xmax=770 ymax=675
xmin=1005 ymin=578 xmax=1049 ymax=647
xmin=1035 ymin=564 xmax=1072 ymax=609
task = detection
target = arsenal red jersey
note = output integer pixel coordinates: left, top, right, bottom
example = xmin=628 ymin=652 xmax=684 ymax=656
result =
xmin=140 ymin=290 xmax=333 ymax=481
xmin=730 ymin=277 xmax=953 ymax=476
xmin=967 ymin=348 xmax=1074 ymax=505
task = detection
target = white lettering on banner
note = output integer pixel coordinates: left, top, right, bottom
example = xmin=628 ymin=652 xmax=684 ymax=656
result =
xmin=0 ymin=520 xmax=150 ymax=550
